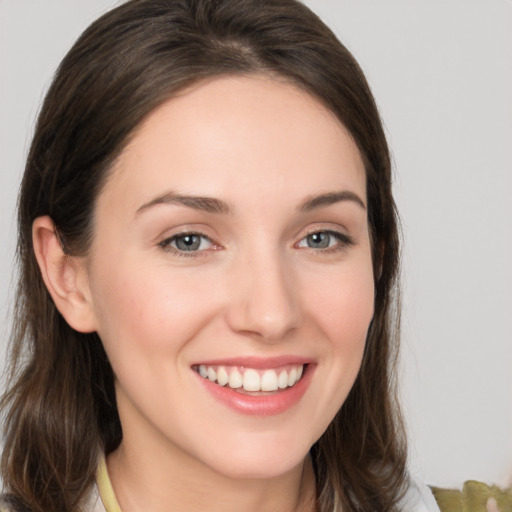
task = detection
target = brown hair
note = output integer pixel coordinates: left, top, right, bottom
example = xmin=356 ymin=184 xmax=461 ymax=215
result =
xmin=1 ymin=1 xmax=406 ymax=510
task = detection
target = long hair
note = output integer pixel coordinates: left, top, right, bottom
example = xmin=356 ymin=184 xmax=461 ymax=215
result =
xmin=1 ymin=1 xmax=406 ymax=510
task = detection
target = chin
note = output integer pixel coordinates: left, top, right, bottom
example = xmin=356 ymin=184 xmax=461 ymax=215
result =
xmin=195 ymin=432 xmax=313 ymax=480
xmin=211 ymin=455 xmax=304 ymax=480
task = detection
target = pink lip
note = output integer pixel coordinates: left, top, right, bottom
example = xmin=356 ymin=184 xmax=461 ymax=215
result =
xmin=194 ymin=362 xmax=316 ymax=417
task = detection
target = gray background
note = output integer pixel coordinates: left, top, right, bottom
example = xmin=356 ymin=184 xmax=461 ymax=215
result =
xmin=1 ymin=0 xmax=511 ymax=488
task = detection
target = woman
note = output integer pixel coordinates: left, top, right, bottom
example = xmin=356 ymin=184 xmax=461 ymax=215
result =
xmin=0 ymin=0 xmax=440 ymax=511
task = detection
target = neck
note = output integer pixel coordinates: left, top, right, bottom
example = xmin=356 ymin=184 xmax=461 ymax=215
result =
xmin=107 ymin=439 xmax=316 ymax=512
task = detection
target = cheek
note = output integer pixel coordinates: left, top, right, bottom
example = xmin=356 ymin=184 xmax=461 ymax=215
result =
xmin=306 ymin=258 xmax=375 ymax=351
xmin=296 ymin=256 xmax=374 ymax=441
xmin=89 ymin=258 xmax=218 ymax=361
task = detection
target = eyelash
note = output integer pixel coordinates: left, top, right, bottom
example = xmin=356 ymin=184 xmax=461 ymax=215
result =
xmin=158 ymin=229 xmax=354 ymax=258
xmin=296 ymin=230 xmax=354 ymax=253
xmin=158 ymin=232 xmax=217 ymax=258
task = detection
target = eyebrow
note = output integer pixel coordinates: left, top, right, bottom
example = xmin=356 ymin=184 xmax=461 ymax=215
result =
xmin=298 ymin=191 xmax=366 ymax=212
xmin=135 ymin=189 xmax=365 ymax=217
xmin=136 ymin=191 xmax=233 ymax=216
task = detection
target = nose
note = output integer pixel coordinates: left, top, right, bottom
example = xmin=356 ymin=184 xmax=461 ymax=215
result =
xmin=225 ymin=250 xmax=302 ymax=342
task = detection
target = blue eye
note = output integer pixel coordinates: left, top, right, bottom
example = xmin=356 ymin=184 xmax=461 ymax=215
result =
xmin=305 ymin=232 xmax=332 ymax=249
xmin=160 ymin=233 xmax=213 ymax=253
xmin=297 ymin=230 xmax=353 ymax=250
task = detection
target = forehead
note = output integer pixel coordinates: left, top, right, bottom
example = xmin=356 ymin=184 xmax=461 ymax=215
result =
xmin=100 ymin=75 xmax=366 ymax=213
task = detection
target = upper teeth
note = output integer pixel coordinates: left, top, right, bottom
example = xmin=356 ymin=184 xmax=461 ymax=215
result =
xmin=197 ymin=364 xmax=304 ymax=392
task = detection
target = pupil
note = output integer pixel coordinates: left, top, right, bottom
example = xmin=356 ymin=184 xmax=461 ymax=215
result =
xmin=308 ymin=232 xmax=329 ymax=248
xmin=176 ymin=235 xmax=200 ymax=251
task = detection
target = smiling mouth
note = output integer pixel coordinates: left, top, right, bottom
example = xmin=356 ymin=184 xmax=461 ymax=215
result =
xmin=192 ymin=364 xmax=305 ymax=393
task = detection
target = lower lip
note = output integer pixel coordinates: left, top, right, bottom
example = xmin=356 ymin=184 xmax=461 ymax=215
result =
xmin=195 ymin=365 xmax=315 ymax=416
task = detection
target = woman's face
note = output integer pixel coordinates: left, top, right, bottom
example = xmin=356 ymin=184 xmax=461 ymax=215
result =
xmin=84 ymin=75 xmax=374 ymax=478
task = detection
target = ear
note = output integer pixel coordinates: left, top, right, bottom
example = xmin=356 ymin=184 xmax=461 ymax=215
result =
xmin=32 ymin=216 xmax=97 ymax=333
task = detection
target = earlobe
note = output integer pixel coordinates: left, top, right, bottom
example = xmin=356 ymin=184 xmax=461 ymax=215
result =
xmin=32 ymin=216 xmax=97 ymax=333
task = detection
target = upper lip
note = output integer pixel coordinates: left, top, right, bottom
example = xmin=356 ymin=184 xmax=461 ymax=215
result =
xmin=191 ymin=355 xmax=314 ymax=369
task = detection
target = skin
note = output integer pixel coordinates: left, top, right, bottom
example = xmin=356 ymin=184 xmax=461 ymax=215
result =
xmin=34 ymin=75 xmax=374 ymax=512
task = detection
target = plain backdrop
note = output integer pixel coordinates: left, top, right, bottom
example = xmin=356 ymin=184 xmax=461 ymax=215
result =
xmin=1 ymin=0 xmax=511 ymax=489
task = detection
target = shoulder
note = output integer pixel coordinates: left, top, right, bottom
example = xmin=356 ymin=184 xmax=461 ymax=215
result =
xmin=400 ymin=477 xmax=442 ymax=512
xmin=83 ymin=482 xmax=107 ymax=512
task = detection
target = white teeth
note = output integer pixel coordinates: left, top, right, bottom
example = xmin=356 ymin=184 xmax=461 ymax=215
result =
xmin=197 ymin=364 xmax=305 ymax=392
xmin=242 ymin=369 xmax=260 ymax=391
xmin=228 ymin=369 xmax=243 ymax=389
xmin=207 ymin=367 xmax=217 ymax=382
xmin=288 ymin=367 xmax=297 ymax=386
xmin=217 ymin=366 xmax=229 ymax=386
xmin=260 ymin=370 xmax=279 ymax=391
xmin=278 ymin=370 xmax=289 ymax=389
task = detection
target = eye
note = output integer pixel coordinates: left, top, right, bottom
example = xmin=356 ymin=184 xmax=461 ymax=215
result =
xmin=297 ymin=230 xmax=353 ymax=251
xmin=159 ymin=233 xmax=214 ymax=253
